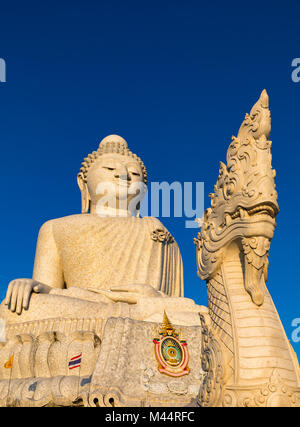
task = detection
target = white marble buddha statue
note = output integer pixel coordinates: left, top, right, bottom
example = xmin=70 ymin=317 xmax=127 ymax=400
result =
xmin=0 ymin=135 xmax=199 ymax=326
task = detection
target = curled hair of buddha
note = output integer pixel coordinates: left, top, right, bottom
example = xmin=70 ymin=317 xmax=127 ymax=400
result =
xmin=78 ymin=135 xmax=148 ymax=184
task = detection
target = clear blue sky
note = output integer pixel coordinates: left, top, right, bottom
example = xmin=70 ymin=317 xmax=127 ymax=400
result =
xmin=0 ymin=1 xmax=299 ymax=358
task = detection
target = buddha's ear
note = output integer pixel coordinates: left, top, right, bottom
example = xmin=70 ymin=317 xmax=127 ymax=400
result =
xmin=77 ymin=174 xmax=90 ymax=214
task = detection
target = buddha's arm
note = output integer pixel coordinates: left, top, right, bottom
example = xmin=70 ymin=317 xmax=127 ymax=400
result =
xmin=32 ymin=220 xmax=64 ymax=288
xmin=5 ymin=220 xmax=64 ymax=314
xmin=89 ymin=283 xmax=164 ymax=303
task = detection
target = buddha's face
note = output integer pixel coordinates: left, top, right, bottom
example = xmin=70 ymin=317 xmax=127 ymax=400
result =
xmin=86 ymin=153 xmax=145 ymax=212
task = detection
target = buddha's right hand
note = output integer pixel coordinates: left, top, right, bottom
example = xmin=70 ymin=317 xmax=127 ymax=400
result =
xmin=4 ymin=279 xmax=51 ymax=314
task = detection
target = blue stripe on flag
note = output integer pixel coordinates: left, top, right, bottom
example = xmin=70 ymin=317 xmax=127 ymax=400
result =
xmin=68 ymin=358 xmax=81 ymax=367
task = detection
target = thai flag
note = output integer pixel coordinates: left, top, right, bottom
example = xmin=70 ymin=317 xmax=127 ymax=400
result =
xmin=68 ymin=353 xmax=82 ymax=370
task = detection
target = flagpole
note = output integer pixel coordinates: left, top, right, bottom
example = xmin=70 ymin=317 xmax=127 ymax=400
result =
xmin=69 ymin=352 xmax=82 ymax=405
xmin=77 ymin=362 xmax=81 ymax=403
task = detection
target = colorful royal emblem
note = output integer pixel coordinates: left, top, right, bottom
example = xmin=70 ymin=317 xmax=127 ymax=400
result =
xmin=153 ymin=311 xmax=189 ymax=377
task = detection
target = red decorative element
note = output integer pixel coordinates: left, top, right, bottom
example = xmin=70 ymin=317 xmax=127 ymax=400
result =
xmin=153 ymin=338 xmax=189 ymax=377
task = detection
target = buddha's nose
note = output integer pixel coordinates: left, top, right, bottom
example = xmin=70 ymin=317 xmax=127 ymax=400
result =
xmin=114 ymin=166 xmax=129 ymax=181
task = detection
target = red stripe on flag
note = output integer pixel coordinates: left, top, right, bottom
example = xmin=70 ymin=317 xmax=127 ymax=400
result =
xmin=70 ymin=353 xmax=82 ymax=361
xmin=69 ymin=364 xmax=81 ymax=370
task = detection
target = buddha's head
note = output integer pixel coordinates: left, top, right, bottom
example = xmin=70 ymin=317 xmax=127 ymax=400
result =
xmin=77 ymin=135 xmax=147 ymax=216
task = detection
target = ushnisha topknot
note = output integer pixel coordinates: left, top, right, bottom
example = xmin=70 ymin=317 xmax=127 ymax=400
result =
xmin=78 ymin=134 xmax=148 ymax=184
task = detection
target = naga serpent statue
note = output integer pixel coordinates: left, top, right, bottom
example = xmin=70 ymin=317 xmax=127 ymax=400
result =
xmin=194 ymin=89 xmax=300 ymax=407
xmin=0 ymin=90 xmax=298 ymax=407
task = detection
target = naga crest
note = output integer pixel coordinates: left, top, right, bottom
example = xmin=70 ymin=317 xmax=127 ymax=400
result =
xmin=195 ymin=90 xmax=279 ymax=306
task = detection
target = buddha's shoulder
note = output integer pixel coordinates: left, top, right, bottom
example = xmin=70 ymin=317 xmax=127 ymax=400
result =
xmin=141 ymin=217 xmax=177 ymax=245
xmin=38 ymin=215 xmax=170 ymax=234
xmin=38 ymin=214 xmax=91 ymax=233
xmin=140 ymin=216 xmax=167 ymax=230
xmin=140 ymin=217 xmax=176 ymax=238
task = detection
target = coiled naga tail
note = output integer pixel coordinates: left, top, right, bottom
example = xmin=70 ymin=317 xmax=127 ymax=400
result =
xmin=194 ymin=90 xmax=300 ymax=407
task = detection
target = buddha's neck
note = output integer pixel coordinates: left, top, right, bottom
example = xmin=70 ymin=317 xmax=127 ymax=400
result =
xmin=90 ymin=203 xmax=134 ymax=217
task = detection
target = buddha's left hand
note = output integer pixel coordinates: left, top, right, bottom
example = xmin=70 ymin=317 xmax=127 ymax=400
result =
xmin=88 ymin=283 xmax=163 ymax=304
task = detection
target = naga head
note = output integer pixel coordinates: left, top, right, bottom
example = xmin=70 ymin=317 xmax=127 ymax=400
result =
xmin=195 ymin=90 xmax=279 ymax=306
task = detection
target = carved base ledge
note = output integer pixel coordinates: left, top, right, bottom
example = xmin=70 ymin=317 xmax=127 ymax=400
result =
xmin=0 ymin=316 xmax=205 ymax=407
xmin=223 ymin=375 xmax=300 ymax=407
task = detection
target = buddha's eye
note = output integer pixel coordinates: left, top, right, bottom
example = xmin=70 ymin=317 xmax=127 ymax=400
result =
xmin=129 ymin=170 xmax=140 ymax=176
xmin=103 ymin=166 xmax=115 ymax=171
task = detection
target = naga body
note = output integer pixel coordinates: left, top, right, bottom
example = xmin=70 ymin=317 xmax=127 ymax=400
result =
xmin=194 ymin=90 xmax=300 ymax=407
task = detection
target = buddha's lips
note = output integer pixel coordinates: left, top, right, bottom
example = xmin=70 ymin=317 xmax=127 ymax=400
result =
xmin=114 ymin=179 xmax=131 ymax=188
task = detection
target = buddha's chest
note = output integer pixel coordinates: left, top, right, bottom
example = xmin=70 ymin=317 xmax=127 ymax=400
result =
xmin=53 ymin=217 xmax=161 ymax=288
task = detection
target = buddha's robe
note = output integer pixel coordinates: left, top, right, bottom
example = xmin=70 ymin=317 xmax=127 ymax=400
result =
xmin=0 ymin=215 xmax=184 ymax=324
xmin=34 ymin=214 xmax=183 ymax=296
